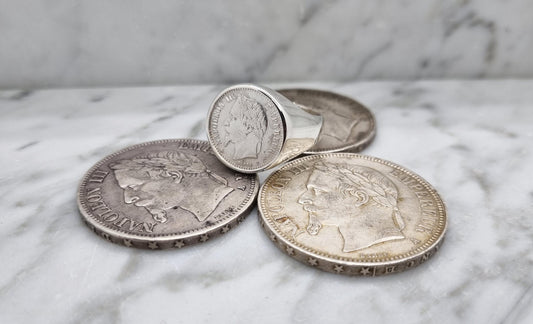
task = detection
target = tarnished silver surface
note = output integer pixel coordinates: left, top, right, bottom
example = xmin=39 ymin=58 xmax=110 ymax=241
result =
xmin=259 ymin=154 xmax=446 ymax=276
xmin=278 ymin=89 xmax=376 ymax=154
xmin=207 ymin=84 xmax=323 ymax=173
xmin=77 ymin=139 xmax=259 ymax=249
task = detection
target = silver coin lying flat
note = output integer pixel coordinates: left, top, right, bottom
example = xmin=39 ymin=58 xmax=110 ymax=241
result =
xmin=77 ymin=139 xmax=259 ymax=249
xmin=278 ymin=89 xmax=376 ymax=154
xmin=259 ymin=154 xmax=446 ymax=276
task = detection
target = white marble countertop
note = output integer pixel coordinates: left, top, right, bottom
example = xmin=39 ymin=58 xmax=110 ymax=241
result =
xmin=1 ymin=80 xmax=532 ymax=323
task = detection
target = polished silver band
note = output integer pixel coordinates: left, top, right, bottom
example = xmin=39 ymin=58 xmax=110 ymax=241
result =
xmin=207 ymin=84 xmax=323 ymax=173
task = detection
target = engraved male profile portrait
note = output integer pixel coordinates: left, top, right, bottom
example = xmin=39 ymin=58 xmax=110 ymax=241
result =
xmin=109 ymin=151 xmax=233 ymax=224
xmin=221 ymin=94 xmax=268 ymax=160
xmin=297 ymin=162 xmax=405 ymax=252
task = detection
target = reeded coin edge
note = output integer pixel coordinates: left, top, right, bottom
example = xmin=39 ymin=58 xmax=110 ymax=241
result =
xmin=258 ymin=153 xmax=447 ymax=274
xmin=278 ymin=89 xmax=377 ymax=154
xmin=206 ymin=84 xmax=286 ymax=173
xmin=77 ymin=139 xmax=259 ymax=248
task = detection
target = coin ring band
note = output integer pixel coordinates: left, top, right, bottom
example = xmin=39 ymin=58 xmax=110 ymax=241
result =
xmin=207 ymin=84 xmax=323 ymax=173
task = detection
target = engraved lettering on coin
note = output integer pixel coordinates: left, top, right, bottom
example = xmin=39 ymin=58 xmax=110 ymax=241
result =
xmin=220 ymin=94 xmax=267 ymax=160
xmin=109 ymin=151 xmax=233 ymax=224
xmin=259 ymin=154 xmax=446 ymax=275
xmin=77 ymin=139 xmax=258 ymax=249
xmin=278 ymin=89 xmax=376 ymax=153
xmin=298 ymin=162 xmax=405 ymax=252
xmin=208 ymin=87 xmax=284 ymax=171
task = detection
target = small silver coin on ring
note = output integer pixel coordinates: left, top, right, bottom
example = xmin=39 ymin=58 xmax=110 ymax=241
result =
xmin=207 ymin=84 xmax=323 ymax=173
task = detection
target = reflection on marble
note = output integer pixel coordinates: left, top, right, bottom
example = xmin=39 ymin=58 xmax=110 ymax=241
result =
xmin=1 ymin=80 xmax=533 ymax=323
xmin=1 ymin=1 xmax=533 ymax=88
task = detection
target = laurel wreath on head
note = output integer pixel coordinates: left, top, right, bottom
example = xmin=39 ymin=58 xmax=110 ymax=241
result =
xmin=231 ymin=95 xmax=268 ymax=137
xmin=314 ymin=162 xmax=405 ymax=230
xmin=110 ymin=151 xmax=228 ymax=186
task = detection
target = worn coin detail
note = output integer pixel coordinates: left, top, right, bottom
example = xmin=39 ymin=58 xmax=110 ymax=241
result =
xmin=207 ymin=84 xmax=323 ymax=173
xmin=77 ymin=139 xmax=258 ymax=249
xmin=258 ymin=154 xmax=446 ymax=276
xmin=207 ymin=86 xmax=285 ymax=172
xmin=278 ymin=89 xmax=376 ymax=154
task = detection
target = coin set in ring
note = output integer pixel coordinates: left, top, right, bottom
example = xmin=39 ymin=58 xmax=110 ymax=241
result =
xmin=77 ymin=84 xmax=447 ymax=276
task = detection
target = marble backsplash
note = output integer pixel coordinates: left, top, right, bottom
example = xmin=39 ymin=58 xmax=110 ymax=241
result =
xmin=1 ymin=0 xmax=533 ymax=89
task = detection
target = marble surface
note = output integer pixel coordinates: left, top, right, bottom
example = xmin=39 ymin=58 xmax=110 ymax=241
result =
xmin=1 ymin=80 xmax=533 ymax=323
xmin=1 ymin=0 xmax=533 ymax=89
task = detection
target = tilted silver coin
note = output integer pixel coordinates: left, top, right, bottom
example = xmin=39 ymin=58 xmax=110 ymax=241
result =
xmin=207 ymin=84 xmax=323 ymax=173
xmin=278 ymin=89 xmax=376 ymax=154
xmin=77 ymin=139 xmax=259 ymax=249
xmin=259 ymin=154 xmax=446 ymax=276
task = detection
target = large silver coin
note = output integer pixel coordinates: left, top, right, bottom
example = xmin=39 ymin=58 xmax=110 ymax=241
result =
xmin=278 ymin=89 xmax=376 ymax=154
xmin=77 ymin=139 xmax=259 ymax=249
xmin=207 ymin=84 xmax=322 ymax=173
xmin=259 ymin=154 xmax=446 ymax=276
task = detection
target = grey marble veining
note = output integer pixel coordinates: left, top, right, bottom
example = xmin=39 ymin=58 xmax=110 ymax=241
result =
xmin=1 ymin=0 xmax=533 ymax=89
xmin=1 ymin=80 xmax=533 ymax=323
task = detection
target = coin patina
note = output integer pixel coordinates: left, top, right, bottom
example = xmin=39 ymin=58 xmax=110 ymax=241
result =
xmin=258 ymin=153 xmax=446 ymax=276
xmin=77 ymin=139 xmax=259 ymax=249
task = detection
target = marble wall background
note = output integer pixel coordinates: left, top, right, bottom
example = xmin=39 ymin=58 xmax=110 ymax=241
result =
xmin=1 ymin=0 xmax=533 ymax=89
